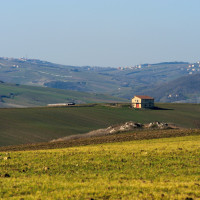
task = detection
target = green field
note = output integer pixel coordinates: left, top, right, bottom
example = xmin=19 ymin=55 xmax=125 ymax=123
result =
xmin=0 ymin=135 xmax=199 ymax=199
xmin=0 ymin=103 xmax=200 ymax=147
xmin=0 ymin=83 xmax=125 ymax=107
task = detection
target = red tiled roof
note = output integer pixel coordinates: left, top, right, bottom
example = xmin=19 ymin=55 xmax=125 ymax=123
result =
xmin=135 ymin=95 xmax=154 ymax=99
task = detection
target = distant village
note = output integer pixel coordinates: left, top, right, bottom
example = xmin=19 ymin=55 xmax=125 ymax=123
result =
xmin=117 ymin=62 xmax=200 ymax=75
xmin=186 ymin=62 xmax=200 ymax=74
xmin=1 ymin=57 xmax=200 ymax=76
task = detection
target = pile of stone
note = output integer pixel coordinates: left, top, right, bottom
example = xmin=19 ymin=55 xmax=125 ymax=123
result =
xmin=145 ymin=122 xmax=170 ymax=129
xmin=52 ymin=121 xmax=173 ymax=142
xmin=102 ymin=121 xmax=143 ymax=135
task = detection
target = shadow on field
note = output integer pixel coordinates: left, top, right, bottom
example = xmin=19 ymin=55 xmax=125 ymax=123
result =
xmin=152 ymin=106 xmax=174 ymax=110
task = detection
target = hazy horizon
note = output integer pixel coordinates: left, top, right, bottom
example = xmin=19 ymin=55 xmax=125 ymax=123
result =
xmin=1 ymin=0 xmax=200 ymax=67
xmin=0 ymin=56 xmax=191 ymax=68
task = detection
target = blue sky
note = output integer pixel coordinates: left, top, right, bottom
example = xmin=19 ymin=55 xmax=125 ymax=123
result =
xmin=0 ymin=0 xmax=200 ymax=67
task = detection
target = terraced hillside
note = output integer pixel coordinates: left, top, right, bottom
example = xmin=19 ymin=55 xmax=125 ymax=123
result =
xmin=0 ymin=103 xmax=199 ymax=147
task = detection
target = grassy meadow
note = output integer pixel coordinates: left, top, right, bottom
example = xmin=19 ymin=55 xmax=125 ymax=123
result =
xmin=0 ymin=135 xmax=200 ymax=199
xmin=0 ymin=83 xmax=125 ymax=107
xmin=0 ymin=103 xmax=200 ymax=146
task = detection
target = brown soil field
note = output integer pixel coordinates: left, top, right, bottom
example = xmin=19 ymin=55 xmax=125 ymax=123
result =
xmin=0 ymin=129 xmax=199 ymax=152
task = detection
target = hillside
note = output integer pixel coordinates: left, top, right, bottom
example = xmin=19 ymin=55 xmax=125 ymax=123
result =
xmin=144 ymin=73 xmax=200 ymax=103
xmin=1 ymin=57 xmax=200 ymax=102
xmin=0 ymin=103 xmax=199 ymax=147
xmin=0 ymin=82 xmax=125 ymax=107
xmin=0 ymin=135 xmax=200 ymax=199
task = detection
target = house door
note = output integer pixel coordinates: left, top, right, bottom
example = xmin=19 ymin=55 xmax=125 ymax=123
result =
xmin=136 ymin=103 xmax=139 ymax=108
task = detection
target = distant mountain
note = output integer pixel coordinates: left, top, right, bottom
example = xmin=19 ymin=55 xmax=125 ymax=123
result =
xmin=0 ymin=57 xmax=200 ymax=102
xmin=145 ymin=74 xmax=200 ymax=103
xmin=0 ymin=82 xmax=125 ymax=108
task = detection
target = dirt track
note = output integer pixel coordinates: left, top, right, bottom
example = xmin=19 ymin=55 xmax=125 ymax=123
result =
xmin=0 ymin=129 xmax=200 ymax=152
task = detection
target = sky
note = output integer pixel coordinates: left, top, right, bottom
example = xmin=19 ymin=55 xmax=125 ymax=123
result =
xmin=0 ymin=0 xmax=200 ymax=67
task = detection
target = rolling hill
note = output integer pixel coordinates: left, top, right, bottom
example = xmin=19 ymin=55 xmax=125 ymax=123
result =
xmin=0 ymin=82 xmax=125 ymax=107
xmin=1 ymin=57 xmax=200 ymax=102
xmin=144 ymin=73 xmax=200 ymax=103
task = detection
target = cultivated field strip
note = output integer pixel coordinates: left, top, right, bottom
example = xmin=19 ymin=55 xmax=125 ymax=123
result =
xmin=0 ymin=129 xmax=200 ymax=152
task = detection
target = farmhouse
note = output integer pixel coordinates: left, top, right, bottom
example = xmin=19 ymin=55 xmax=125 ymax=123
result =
xmin=132 ymin=95 xmax=154 ymax=108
